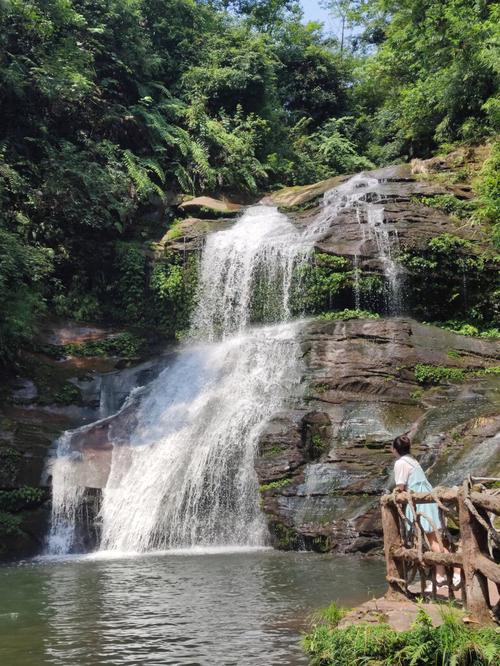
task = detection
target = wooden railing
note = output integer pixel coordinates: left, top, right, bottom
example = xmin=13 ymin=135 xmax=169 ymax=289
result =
xmin=381 ymin=477 xmax=500 ymax=624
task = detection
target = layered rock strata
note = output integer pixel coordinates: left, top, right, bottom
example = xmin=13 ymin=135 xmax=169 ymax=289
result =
xmin=257 ymin=317 xmax=500 ymax=553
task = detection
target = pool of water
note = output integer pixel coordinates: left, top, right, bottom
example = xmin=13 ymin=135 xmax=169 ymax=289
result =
xmin=0 ymin=548 xmax=385 ymax=666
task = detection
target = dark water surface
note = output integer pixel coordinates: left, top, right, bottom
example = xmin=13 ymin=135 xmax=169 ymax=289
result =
xmin=0 ymin=548 xmax=385 ymax=665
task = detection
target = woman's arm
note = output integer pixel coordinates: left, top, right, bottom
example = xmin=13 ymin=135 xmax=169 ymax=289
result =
xmin=394 ymin=458 xmax=411 ymax=491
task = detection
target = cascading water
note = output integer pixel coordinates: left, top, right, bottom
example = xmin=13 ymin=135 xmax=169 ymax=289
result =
xmin=49 ymin=174 xmax=405 ymax=555
xmin=49 ymin=205 xmax=310 ymax=554
xmin=306 ymin=172 xmax=403 ymax=313
xmin=190 ymin=205 xmax=310 ymax=340
xmin=362 ymin=203 xmax=402 ymax=313
xmin=98 ymin=325 xmax=303 ymax=551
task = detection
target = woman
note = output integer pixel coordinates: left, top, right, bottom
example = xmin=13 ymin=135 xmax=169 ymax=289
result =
xmin=391 ymin=434 xmax=460 ymax=590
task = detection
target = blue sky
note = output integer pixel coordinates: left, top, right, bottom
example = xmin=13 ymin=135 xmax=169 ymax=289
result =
xmin=301 ymin=0 xmax=331 ymax=25
xmin=300 ymin=1 xmax=344 ymax=37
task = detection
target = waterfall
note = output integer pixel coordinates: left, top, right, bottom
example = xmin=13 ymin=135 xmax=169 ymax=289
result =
xmin=49 ymin=173 xmax=405 ymax=555
xmin=363 ymin=204 xmax=402 ymax=314
xmin=98 ymin=326 xmax=303 ymax=551
xmin=190 ymin=205 xmax=310 ymax=340
xmin=307 ymin=172 xmax=403 ymax=314
xmin=49 ymin=205 xmax=309 ymax=554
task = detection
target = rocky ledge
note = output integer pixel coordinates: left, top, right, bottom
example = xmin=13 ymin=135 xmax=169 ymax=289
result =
xmin=257 ymin=317 xmax=500 ymax=554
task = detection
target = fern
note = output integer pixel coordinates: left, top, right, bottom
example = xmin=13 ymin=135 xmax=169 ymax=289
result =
xmin=122 ymin=150 xmax=164 ymax=200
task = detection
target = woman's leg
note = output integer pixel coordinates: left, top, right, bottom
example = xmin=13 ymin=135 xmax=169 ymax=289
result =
xmin=427 ymin=531 xmax=446 ymax=578
xmin=427 ymin=531 xmax=461 ymax=584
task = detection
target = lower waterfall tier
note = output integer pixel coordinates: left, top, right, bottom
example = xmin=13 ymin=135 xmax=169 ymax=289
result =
xmin=49 ymin=322 xmax=305 ymax=553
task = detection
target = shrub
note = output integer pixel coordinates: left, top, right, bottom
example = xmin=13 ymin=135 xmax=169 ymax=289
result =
xmin=303 ymin=606 xmax=500 ymax=666
xmin=414 ymin=364 xmax=466 ymax=385
xmin=0 ymin=487 xmax=46 ymax=512
xmin=65 ymin=332 xmax=145 ymax=359
xmin=417 ymin=195 xmax=476 ymax=219
xmin=318 ymin=309 xmax=380 ymax=321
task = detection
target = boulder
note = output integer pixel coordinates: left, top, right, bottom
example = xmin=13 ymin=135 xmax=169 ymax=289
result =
xmin=310 ymin=166 xmax=485 ymax=263
xmin=153 ymin=217 xmax=234 ymax=254
xmin=262 ymin=175 xmax=348 ymax=209
xmin=179 ymin=196 xmax=242 ymax=216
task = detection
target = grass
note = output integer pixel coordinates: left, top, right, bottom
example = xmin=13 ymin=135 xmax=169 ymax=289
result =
xmin=259 ymin=478 xmax=292 ymax=492
xmin=303 ymin=603 xmax=500 ymax=666
xmin=318 ymin=308 xmax=380 ymax=321
xmin=414 ymin=364 xmax=500 ymax=386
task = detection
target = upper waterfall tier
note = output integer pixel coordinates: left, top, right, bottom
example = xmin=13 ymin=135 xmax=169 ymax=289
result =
xmin=189 ymin=205 xmax=309 ymax=340
xmin=190 ymin=172 xmax=406 ymax=342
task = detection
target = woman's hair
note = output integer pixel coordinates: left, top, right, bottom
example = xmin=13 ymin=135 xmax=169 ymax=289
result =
xmin=392 ymin=434 xmax=411 ymax=456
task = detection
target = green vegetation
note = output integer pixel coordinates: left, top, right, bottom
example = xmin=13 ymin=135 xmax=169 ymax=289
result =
xmin=400 ymin=235 xmax=499 ymax=325
xmin=415 ymin=364 xmax=500 ymax=386
xmin=303 ymin=604 xmax=500 ymax=666
xmin=311 ymin=434 xmax=326 ymax=450
xmin=0 ymin=487 xmax=46 ymax=512
xmin=318 ymin=308 xmax=380 ymax=321
xmin=293 ymin=254 xmax=353 ymax=314
xmin=0 ymin=511 xmax=23 ymax=537
xmin=415 ymin=194 xmax=476 ymax=220
xmin=259 ymin=478 xmax=292 ymax=492
xmin=437 ymin=321 xmax=500 ymax=339
xmin=415 ymin=364 xmax=467 ymax=386
xmin=0 ymin=446 xmax=22 ymax=484
xmin=65 ymin=333 xmax=145 ymax=359
xmin=0 ymin=0 xmax=498 ymax=366
xmin=261 ymin=445 xmax=283 ymax=458
xmin=269 ymin=520 xmax=301 ymax=550
xmin=475 ymin=142 xmax=500 ymax=247
xmin=345 ymin=1 xmax=499 ymax=161
xmin=291 ymin=254 xmax=383 ymax=318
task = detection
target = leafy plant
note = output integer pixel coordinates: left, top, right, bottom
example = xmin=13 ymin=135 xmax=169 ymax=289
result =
xmin=65 ymin=333 xmax=145 ymax=359
xmin=414 ymin=364 xmax=466 ymax=385
xmin=318 ymin=308 xmax=380 ymax=321
xmin=259 ymin=478 xmax=292 ymax=492
xmin=303 ymin=605 xmax=500 ymax=666
xmin=0 ymin=487 xmax=46 ymax=512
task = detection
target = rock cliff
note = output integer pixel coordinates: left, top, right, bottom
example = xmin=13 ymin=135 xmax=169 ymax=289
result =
xmin=257 ymin=317 xmax=500 ymax=553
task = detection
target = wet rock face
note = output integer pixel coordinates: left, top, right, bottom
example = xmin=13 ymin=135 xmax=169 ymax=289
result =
xmin=257 ymin=317 xmax=500 ymax=554
xmin=311 ymin=166 xmax=481 ymax=263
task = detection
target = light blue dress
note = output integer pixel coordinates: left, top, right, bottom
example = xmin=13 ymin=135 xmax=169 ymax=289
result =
xmin=401 ymin=455 xmax=442 ymax=534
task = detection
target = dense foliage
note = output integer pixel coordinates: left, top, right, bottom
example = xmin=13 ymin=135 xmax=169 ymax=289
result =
xmin=347 ymin=0 xmax=500 ymax=162
xmin=0 ymin=0 xmax=498 ymax=363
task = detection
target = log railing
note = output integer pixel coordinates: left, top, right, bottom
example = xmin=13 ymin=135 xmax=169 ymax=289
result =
xmin=380 ymin=477 xmax=500 ymax=624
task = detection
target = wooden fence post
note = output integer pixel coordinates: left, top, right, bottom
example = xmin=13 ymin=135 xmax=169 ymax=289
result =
xmin=457 ymin=483 xmax=491 ymax=624
xmin=381 ymin=497 xmax=407 ymax=600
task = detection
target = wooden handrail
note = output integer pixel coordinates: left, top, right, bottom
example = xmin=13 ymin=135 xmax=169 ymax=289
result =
xmin=470 ymin=491 xmax=500 ymax=516
xmin=475 ymin=553 xmax=500 ymax=585
xmin=391 ymin=546 xmax=463 ymax=568
xmin=380 ymin=479 xmax=500 ymax=624
xmin=381 ymin=488 xmax=458 ymax=505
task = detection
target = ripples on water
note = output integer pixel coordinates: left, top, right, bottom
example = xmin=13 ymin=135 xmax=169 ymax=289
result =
xmin=0 ymin=550 xmax=385 ymax=666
